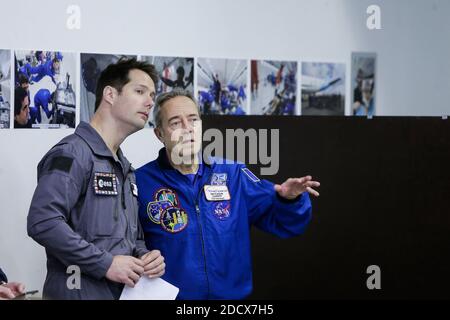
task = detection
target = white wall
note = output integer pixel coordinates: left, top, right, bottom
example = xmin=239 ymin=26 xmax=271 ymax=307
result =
xmin=1 ymin=0 xmax=449 ymax=295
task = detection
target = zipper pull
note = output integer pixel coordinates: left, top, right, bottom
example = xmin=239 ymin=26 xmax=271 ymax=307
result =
xmin=195 ymin=204 xmax=200 ymax=215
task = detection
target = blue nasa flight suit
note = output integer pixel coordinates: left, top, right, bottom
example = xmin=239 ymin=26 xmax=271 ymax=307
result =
xmin=25 ymin=60 xmax=57 ymax=84
xmin=136 ymin=148 xmax=312 ymax=300
xmin=33 ymin=89 xmax=53 ymax=123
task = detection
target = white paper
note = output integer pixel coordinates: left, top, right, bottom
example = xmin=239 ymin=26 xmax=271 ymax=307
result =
xmin=119 ymin=277 xmax=179 ymax=300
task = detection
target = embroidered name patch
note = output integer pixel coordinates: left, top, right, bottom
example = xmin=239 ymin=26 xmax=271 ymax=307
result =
xmin=204 ymin=185 xmax=231 ymax=201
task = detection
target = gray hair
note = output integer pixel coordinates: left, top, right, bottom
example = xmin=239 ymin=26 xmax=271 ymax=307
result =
xmin=153 ymin=88 xmax=200 ymax=128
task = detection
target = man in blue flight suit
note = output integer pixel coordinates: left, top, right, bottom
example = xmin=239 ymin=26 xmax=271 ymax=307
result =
xmin=136 ymin=88 xmax=320 ymax=299
xmin=27 ymin=58 xmax=166 ymax=299
xmin=23 ymin=57 xmax=60 ymax=84
xmin=33 ymin=88 xmax=54 ymax=123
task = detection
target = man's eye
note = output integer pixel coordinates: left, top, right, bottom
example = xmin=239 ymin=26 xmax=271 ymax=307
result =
xmin=136 ymin=89 xmax=143 ymax=94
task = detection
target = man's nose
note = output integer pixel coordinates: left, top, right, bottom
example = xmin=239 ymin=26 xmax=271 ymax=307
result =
xmin=182 ymin=118 xmax=194 ymax=132
xmin=146 ymin=95 xmax=154 ymax=109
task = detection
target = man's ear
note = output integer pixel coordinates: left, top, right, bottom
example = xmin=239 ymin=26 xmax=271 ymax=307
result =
xmin=154 ymin=127 xmax=164 ymax=143
xmin=103 ymin=86 xmax=117 ymax=106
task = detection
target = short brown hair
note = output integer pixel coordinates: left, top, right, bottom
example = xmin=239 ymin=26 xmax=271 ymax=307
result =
xmin=94 ymin=57 xmax=158 ymax=111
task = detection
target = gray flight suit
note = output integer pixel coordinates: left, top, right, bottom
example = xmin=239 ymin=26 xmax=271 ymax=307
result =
xmin=27 ymin=121 xmax=149 ymax=299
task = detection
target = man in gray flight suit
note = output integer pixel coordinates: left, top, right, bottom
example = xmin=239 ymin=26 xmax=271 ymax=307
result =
xmin=27 ymin=58 xmax=166 ymax=299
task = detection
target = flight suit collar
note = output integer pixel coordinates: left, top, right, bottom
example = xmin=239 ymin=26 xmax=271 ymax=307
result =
xmin=75 ymin=121 xmax=132 ymax=173
xmin=156 ymin=147 xmax=212 ymax=197
xmin=157 ymin=147 xmax=210 ymax=173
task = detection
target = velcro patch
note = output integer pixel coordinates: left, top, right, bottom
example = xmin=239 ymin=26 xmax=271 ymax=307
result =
xmin=49 ymin=156 xmax=73 ymax=173
xmin=241 ymin=168 xmax=260 ymax=182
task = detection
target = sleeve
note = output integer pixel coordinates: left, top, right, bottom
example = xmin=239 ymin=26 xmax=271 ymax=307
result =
xmin=27 ymin=146 xmax=113 ymax=280
xmin=27 ymin=64 xmax=43 ymax=76
xmin=238 ymin=164 xmax=312 ymax=238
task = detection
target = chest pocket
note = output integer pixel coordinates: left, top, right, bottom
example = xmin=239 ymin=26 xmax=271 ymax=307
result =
xmin=86 ymin=161 xmax=120 ymax=237
xmin=202 ymin=182 xmax=237 ymax=235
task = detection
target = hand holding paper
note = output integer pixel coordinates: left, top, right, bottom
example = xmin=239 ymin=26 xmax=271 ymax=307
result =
xmin=120 ymin=276 xmax=179 ymax=300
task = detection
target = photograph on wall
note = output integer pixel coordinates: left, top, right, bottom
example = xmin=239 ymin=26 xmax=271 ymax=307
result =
xmin=0 ymin=49 xmax=11 ymax=128
xmin=80 ymin=53 xmax=136 ymax=124
xmin=250 ymin=60 xmax=297 ymax=115
xmin=197 ymin=58 xmax=247 ymax=115
xmin=140 ymin=56 xmax=194 ymax=127
xmin=301 ymin=62 xmax=345 ymax=116
xmin=351 ymin=52 xmax=376 ymax=117
xmin=14 ymin=50 xmax=77 ymax=129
